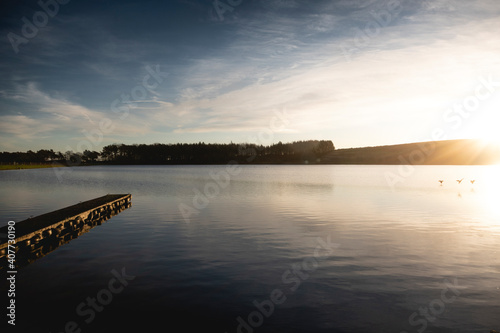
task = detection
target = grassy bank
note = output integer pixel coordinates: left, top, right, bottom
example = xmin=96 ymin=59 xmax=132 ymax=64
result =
xmin=0 ymin=164 xmax=66 ymax=170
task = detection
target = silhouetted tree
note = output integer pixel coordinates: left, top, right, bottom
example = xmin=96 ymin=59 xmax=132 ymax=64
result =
xmin=0 ymin=140 xmax=336 ymax=165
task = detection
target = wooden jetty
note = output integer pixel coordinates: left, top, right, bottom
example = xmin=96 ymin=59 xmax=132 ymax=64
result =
xmin=0 ymin=194 xmax=131 ymax=270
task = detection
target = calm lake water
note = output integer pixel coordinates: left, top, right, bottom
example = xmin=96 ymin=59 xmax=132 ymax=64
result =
xmin=1 ymin=165 xmax=499 ymax=332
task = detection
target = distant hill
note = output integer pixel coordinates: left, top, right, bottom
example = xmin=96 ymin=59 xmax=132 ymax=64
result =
xmin=320 ymin=139 xmax=500 ymax=165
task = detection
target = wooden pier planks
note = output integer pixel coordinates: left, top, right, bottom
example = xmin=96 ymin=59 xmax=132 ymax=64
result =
xmin=0 ymin=194 xmax=132 ymax=269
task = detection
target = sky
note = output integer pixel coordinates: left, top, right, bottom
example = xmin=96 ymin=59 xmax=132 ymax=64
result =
xmin=1 ymin=0 xmax=500 ymax=152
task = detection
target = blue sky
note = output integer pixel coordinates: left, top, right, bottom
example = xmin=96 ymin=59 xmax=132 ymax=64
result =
xmin=1 ymin=0 xmax=500 ymax=152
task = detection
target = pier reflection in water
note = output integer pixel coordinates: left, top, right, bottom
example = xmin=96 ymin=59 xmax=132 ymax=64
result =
xmin=0 ymin=194 xmax=131 ymax=270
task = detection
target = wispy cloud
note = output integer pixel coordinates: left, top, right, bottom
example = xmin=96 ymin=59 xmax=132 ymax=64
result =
xmin=1 ymin=0 xmax=500 ymax=151
xmin=0 ymin=114 xmax=58 ymax=140
xmin=139 ymin=14 xmax=500 ymax=146
xmin=0 ymin=83 xmax=156 ymax=149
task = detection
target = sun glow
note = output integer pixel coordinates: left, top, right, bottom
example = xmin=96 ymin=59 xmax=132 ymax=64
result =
xmin=477 ymin=123 xmax=500 ymax=148
xmin=458 ymin=105 xmax=500 ymax=164
xmin=470 ymin=113 xmax=500 ymax=143
xmin=478 ymin=165 xmax=500 ymax=220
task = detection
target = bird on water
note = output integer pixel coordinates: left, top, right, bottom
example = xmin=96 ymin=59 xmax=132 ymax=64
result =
xmin=456 ymin=178 xmax=464 ymax=184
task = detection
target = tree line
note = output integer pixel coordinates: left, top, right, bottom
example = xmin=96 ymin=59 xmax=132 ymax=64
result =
xmin=0 ymin=140 xmax=335 ymax=165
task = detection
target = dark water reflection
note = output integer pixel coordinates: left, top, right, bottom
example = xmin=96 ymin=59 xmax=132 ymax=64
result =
xmin=0 ymin=165 xmax=499 ymax=332
xmin=0 ymin=196 xmax=131 ymax=271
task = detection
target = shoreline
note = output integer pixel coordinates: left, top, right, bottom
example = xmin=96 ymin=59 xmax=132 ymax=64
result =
xmin=0 ymin=164 xmax=66 ymax=171
xmin=1 ymin=162 xmax=499 ymax=171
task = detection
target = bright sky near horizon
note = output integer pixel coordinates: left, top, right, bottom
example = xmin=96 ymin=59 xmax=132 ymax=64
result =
xmin=1 ymin=0 xmax=500 ymax=152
